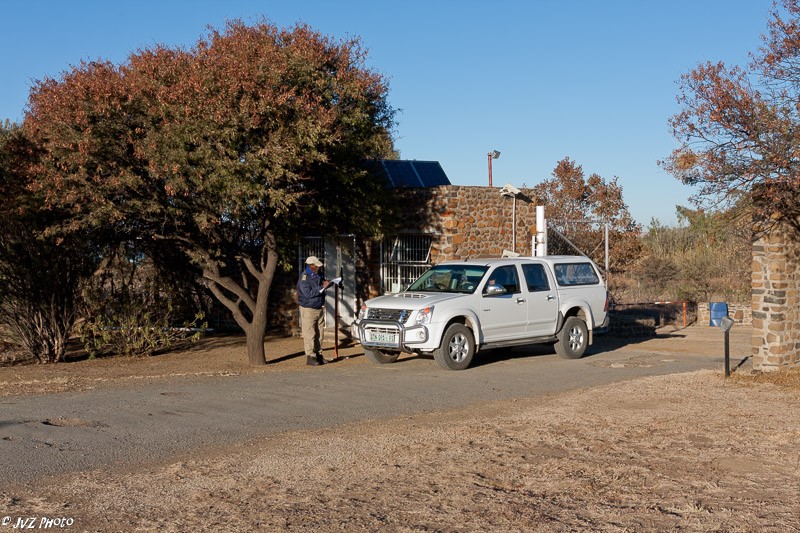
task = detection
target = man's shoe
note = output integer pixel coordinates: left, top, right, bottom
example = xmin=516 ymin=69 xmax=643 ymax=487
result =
xmin=315 ymin=353 xmax=326 ymax=365
xmin=306 ymin=356 xmax=322 ymax=366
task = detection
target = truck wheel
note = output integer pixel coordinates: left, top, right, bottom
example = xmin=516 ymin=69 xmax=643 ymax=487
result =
xmin=433 ymin=324 xmax=475 ymax=370
xmin=364 ymin=347 xmax=400 ymax=365
xmin=555 ymin=316 xmax=588 ymax=359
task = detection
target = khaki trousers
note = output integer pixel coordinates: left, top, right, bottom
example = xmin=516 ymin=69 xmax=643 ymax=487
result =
xmin=300 ymin=306 xmax=325 ymax=357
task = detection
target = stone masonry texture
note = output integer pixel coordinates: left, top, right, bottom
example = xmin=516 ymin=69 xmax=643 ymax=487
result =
xmin=751 ymin=217 xmax=800 ymax=371
xmin=393 ymin=185 xmax=544 ymax=261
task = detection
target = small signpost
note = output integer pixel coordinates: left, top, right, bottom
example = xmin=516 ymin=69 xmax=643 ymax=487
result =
xmin=720 ymin=316 xmax=735 ymax=378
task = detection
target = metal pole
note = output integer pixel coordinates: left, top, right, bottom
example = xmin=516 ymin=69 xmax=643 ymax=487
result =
xmin=334 ymin=283 xmax=340 ymax=361
xmin=721 ymin=316 xmax=734 ymax=378
xmin=488 ymin=154 xmax=493 ymax=187
xmin=512 ymin=197 xmax=516 ymax=253
xmin=535 ymin=206 xmax=547 ymax=256
xmin=333 ymin=245 xmax=343 ymax=361
xmin=724 ymin=328 xmax=730 ymax=378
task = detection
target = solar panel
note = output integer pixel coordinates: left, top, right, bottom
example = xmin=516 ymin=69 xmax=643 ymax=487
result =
xmin=382 ymin=160 xmax=420 ymax=187
xmin=411 ymin=161 xmax=450 ymax=186
xmin=375 ymin=160 xmax=451 ymax=188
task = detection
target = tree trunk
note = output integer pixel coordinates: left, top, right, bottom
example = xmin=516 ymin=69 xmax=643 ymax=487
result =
xmin=244 ymin=324 xmax=267 ymax=365
xmin=244 ymin=240 xmax=277 ymax=365
xmin=199 ymin=231 xmax=278 ymax=366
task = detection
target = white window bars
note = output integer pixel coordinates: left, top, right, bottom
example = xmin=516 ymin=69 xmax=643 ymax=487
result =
xmin=381 ymin=234 xmax=433 ymax=293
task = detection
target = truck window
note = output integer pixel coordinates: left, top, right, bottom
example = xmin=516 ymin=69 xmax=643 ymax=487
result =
xmin=553 ymin=262 xmax=600 ymax=286
xmin=407 ymin=265 xmax=488 ymax=293
xmin=521 ymin=263 xmax=550 ymax=292
xmin=484 ymin=265 xmax=520 ymax=294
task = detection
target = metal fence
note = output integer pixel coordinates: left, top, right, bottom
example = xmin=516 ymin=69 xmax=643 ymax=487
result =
xmin=546 ymin=219 xmax=609 ymax=275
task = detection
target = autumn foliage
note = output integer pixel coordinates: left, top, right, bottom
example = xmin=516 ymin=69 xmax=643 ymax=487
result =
xmin=532 ymin=157 xmax=642 ymax=274
xmin=22 ymin=20 xmax=397 ymax=364
xmin=663 ymin=0 xmax=800 ymax=227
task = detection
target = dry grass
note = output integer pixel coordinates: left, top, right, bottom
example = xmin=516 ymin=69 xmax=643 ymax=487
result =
xmin=3 ymin=326 xmax=800 ymax=531
xmin=3 ymin=369 xmax=799 ymax=532
xmin=731 ymin=366 xmax=800 ymax=391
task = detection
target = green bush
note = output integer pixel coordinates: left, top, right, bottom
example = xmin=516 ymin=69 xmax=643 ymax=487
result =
xmin=78 ymin=300 xmax=205 ymax=358
xmin=77 ymin=245 xmax=208 ymax=358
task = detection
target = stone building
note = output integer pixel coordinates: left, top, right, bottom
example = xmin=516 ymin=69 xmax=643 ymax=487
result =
xmin=264 ymin=161 xmax=548 ymax=337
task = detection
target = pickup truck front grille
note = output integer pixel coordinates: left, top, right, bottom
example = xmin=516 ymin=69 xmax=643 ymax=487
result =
xmin=367 ymin=308 xmax=410 ymax=323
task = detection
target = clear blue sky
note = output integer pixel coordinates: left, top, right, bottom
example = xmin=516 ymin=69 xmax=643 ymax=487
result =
xmin=1 ymin=1 xmax=775 ymax=226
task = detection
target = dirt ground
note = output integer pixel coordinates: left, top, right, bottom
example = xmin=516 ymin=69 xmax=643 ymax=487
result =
xmin=2 ymin=326 xmax=800 ymax=532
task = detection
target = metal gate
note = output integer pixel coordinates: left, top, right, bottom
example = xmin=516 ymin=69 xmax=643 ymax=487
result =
xmin=299 ymin=236 xmax=356 ymax=331
xmin=546 ymin=219 xmax=609 ymax=275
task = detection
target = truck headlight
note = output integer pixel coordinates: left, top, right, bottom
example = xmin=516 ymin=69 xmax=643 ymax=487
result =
xmin=415 ymin=306 xmax=434 ymax=325
xmin=358 ymin=304 xmax=368 ymax=320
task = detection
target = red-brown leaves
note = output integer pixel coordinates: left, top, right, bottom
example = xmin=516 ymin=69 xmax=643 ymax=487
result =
xmin=22 ymin=18 xmax=395 ymax=238
xmin=532 ymin=157 xmax=641 ymax=271
xmin=665 ymin=1 xmax=800 ymax=221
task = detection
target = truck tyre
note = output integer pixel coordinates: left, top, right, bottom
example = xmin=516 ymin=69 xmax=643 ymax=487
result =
xmin=433 ymin=324 xmax=475 ymax=370
xmin=364 ymin=347 xmax=400 ymax=365
xmin=555 ymin=316 xmax=588 ymax=359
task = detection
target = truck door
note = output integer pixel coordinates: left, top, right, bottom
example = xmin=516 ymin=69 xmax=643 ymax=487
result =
xmin=521 ymin=262 xmax=559 ymax=336
xmin=479 ymin=265 xmax=528 ymax=341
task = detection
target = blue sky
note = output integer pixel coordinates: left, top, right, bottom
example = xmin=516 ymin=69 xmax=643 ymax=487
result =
xmin=1 ymin=1 xmax=775 ymax=226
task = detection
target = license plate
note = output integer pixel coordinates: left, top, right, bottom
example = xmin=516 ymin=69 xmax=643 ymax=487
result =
xmin=367 ymin=331 xmax=399 ymax=346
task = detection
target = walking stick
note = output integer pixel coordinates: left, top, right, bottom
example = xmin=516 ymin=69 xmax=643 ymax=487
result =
xmin=333 ymin=250 xmax=343 ymax=362
xmin=334 ymin=281 xmax=340 ymax=361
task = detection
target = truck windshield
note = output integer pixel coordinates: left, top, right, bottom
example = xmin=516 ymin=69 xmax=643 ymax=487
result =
xmin=407 ymin=265 xmax=489 ymax=294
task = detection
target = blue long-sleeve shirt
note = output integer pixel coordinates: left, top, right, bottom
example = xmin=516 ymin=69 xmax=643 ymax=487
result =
xmin=297 ymin=266 xmax=326 ymax=309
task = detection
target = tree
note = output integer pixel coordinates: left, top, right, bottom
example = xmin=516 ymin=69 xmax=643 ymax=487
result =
xmin=0 ymin=123 xmax=100 ymax=363
xmin=531 ymin=157 xmax=642 ymax=273
xmin=663 ymin=0 xmax=800 ymax=227
xmin=23 ymin=20 xmax=396 ymax=364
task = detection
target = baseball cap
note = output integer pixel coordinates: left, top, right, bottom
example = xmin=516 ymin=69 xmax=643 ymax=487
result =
xmin=305 ymin=256 xmax=323 ymax=267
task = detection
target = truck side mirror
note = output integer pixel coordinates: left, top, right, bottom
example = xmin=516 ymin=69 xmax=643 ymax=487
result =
xmin=484 ymin=284 xmax=507 ymax=297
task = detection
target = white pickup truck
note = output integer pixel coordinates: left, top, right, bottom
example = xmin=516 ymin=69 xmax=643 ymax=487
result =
xmin=351 ymin=255 xmax=610 ymax=370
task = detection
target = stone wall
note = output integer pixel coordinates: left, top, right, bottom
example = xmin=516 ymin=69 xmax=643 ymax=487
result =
xmin=612 ymin=302 xmax=698 ymax=329
xmin=396 ymin=185 xmax=543 ymax=261
xmin=607 ymin=313 xmax=657 ymax=337
xmin=696 ymin=302 xmax=752 ymax=326
xmin=751 ymin=218 xmax=800 ymax=371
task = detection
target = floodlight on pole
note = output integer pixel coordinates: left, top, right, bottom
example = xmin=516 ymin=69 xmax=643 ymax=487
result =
xmin=487 ymin=150 xmax=500 ymax=187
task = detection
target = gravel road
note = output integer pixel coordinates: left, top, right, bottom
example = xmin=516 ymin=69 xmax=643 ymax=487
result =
xmin=1 ymin=331 xmax=732 ymax=486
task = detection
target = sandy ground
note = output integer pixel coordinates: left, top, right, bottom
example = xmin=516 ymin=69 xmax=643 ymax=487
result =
xmin=1 ymin=326 xmax=800 ymax=532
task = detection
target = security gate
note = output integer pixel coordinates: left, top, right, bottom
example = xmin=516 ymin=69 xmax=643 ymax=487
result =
xmin=299 ymin=236 xmax=356 ymax=332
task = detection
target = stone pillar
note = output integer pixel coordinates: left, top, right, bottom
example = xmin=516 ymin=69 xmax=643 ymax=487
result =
xmin=751 ymin=217 xmax=800 ymax=371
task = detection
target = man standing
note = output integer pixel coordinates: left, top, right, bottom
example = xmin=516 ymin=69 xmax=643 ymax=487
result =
xmin=297 ymin=256 xmax=332 ymax=366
